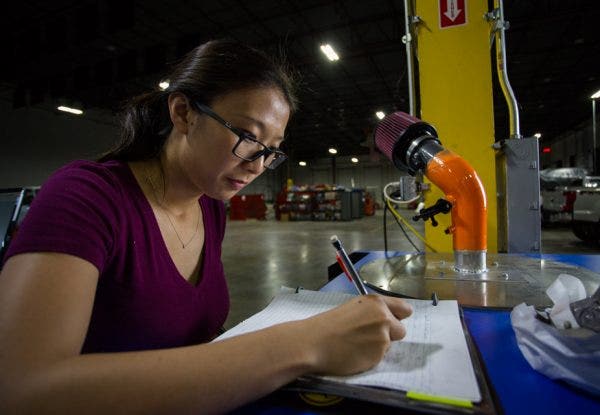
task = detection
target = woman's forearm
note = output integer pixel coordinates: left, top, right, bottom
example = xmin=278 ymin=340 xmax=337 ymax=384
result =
xmin=3 ymin=321 xmax=314 ymax=415
xmin=1 ymin=252 xmax=411 ymax=415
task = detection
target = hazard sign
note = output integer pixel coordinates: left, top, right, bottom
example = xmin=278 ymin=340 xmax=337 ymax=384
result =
xmin=439 ymin=0 xmax=467 ymax=29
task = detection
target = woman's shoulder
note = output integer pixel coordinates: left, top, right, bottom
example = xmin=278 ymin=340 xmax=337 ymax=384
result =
xmin=52 ymin=159 xmax=130 ymax=182
xmin=5 ymin=160 xmax=136 ymax=269
xmin=46 ymin=159 xmax=136 ymax=197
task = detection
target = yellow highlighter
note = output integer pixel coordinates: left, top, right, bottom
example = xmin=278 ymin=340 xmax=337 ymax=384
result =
xmin=406 ymin=391 xmax=474 ymax=409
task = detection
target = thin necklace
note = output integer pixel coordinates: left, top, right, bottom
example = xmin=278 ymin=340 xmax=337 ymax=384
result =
xmin=145 ymin=163 xmax=201 ymax=249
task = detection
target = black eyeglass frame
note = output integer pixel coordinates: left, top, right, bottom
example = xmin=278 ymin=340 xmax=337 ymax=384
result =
xmin=191 ymin=102 xmax=287 ymax=170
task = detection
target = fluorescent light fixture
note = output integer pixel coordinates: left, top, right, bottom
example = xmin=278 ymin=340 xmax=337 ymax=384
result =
xmin=57 ymin=106 xmax=83 ymax=115
xmin=298 ymin=161 xmax=307 ymax=166
xmin=534 ymin=133 xmax=542 ymax=139
xmin=328 ymin=148 xmax=338 ymax=155
xmin=320 ymin=44 xmax=340 ymax=61
xmin=159 ymin=81 xmax=170 ymax=90
xmin=376 ymin=111 xmax=385 ymax=120
xmin=591 ymin=89 xmax=600 ymax=99
xmin=351 ymin=157 xmax=359 ymax=163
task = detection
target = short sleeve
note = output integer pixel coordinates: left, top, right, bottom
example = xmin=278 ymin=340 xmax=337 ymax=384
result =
xmin=5 ymin=161 xmax=122 ymax=273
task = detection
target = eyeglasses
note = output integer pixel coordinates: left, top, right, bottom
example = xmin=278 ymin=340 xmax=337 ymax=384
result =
xmin=192 ymin=102 xmax=287 ymax=170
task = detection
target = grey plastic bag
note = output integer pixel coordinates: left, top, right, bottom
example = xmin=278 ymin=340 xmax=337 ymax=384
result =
xmin=511 ymin=302 xmax=600 ymax=396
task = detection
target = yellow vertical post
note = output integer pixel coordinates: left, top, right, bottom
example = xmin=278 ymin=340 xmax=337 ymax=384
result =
xmin=415 ymin=0 xmax=498 ymax=253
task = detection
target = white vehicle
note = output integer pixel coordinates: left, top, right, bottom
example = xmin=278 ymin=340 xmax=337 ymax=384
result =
xmin=540 ymin=168 xmax=587 ymax=226
xmin=572 ymin=176 xmax=600 ymax=242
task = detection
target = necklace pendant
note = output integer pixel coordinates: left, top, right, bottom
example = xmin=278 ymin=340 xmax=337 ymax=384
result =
xmin=145 ymin=164 xmax=200 ymax=251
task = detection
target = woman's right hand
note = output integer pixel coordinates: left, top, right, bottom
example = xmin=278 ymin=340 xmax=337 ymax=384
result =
xmin=297 ymin=294 xmax=413 ymax=376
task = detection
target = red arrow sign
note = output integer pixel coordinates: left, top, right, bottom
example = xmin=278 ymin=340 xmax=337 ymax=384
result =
xmin=440 ymin=0 xmax=467 ymax=28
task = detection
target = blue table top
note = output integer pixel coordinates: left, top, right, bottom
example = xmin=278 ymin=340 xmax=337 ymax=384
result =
xmin=236 ymin=252 xmax=600 ymax=415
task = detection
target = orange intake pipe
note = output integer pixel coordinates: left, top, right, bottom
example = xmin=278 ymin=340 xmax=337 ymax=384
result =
xmin=375 ymin=112 xmax=488 ymax=273
xmin=425 ymin=150 xmax=487 ymax=251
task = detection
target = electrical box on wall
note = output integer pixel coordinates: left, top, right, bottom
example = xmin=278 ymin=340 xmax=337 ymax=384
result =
xmin=495 ymin=138 xmax=542 ymax=253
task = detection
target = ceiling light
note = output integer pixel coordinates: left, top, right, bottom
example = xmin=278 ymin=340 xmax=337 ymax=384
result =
xmin=351 ymin=157 xmax=359 ymax=163
xmin=376 ymin=111 xmax=385 ymax=120
xmin=534 ymin=133 xmax=542 ymax=139
xmin=328 ymin=148 xmax=338 ymax=155
xmin=159 ymin=81 xmax=170 ymax=90
xmin=591 ymin=89 xmax=600 ymax=99
xmin=298 ymin=161 xmax=307 ymax=166
xmin=320 ymin=44 xmax=340 ymax=61
xmin=57 ymin=106 xmax=83 ymax=115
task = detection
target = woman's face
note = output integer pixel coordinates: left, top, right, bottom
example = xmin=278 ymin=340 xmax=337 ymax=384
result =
xmin=180 ymin=87 xmax=291 ymax=200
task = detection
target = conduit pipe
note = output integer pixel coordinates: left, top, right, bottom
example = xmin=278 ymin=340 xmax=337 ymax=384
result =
xmin=488 ymin=0 xmax=521 ymax=139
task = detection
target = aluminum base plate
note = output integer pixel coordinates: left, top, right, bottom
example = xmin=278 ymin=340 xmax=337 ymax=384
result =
xmin=360 ymin=253 xmax=600 ymax=308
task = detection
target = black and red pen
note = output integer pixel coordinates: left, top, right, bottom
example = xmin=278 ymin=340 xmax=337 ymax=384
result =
xmin=330 ymin=235 xmax=368 ymax=295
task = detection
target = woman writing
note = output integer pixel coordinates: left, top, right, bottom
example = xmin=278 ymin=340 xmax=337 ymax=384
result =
xmin=0 ymin=39 xmax=412 ymax=414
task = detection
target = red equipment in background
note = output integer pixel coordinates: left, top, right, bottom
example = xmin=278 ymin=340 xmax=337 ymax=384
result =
xmin=363 ymin=192 xmax=375 ymax=216
xmin=229 ymin=194 xmax=267 ymax=220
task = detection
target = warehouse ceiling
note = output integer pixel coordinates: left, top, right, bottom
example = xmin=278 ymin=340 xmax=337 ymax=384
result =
xmin=2 ymin=0 xmax=599 ymax=161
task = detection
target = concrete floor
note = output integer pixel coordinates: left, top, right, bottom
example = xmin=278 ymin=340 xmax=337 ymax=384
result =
xmin=221 ymin=208 xmax=600 ymax=327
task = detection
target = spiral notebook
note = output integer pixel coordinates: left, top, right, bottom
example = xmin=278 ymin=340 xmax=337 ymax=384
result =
xmin=215 ymin=288 xmax=483 ymax=405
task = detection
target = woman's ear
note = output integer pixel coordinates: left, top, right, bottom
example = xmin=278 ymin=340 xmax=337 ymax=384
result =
xmin=167 ymin=93 xmax=193 ymax=135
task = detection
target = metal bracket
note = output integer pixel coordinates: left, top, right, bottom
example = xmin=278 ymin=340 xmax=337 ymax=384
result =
xmin=484 ymin=9 xmax=500 ymax=22
xmin=402 ymin=15 xmax=422 ymax=44
xmin=486 ymin=8 xmax=510 ymax=48
xmin=492 ymin=140 xmax=505 ymax=150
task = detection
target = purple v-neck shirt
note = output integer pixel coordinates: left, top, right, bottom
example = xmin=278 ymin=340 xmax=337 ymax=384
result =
xmin=5 ymin=160 xmax=229 ymax=352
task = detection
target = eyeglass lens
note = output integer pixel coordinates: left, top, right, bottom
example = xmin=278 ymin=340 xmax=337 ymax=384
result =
xmin=234 ymin=137 xmax=285 ymax=168
xmin=193 ymin=101 xmax=286 ymax=169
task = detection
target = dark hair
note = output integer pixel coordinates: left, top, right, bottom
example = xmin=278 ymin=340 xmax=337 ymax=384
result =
xmin=98 ymin=39 xmax=298 ymax=162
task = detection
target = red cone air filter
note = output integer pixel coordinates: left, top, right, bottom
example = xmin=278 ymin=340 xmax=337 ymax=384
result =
xmin=374 ymin=112 xmax=440 ymax=174
xmin=374 ymin=112 xmax=422 ymax=160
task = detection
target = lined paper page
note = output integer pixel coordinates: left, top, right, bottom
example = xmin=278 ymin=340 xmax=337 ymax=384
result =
xmin=214 ymin=289 xmax=481 ymax=402
xmin=217 ymin=289 xmax=355 ymax=339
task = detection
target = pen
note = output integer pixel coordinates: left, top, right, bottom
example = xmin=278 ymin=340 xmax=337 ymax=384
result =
xmin=335 ymin=254 xmax=353 ymax=283
xmin=330 ymin=235 xmax=368 ymax=295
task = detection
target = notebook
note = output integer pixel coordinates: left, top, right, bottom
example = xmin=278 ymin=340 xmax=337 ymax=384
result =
xmin=215 ymin=288 xmax=482 ymax=403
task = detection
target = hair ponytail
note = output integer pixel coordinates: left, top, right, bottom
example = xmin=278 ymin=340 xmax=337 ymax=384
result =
xmin=98 ymin=39 xmax=298 ymax=163
xmin=98 ymin=90 xmax=171 ymax=162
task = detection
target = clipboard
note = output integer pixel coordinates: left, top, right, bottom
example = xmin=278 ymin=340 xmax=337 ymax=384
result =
xmin=278 ymin=303 xmax=501 ymax=415
xmin=221 ymin=287 xmax=501 ymax=415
